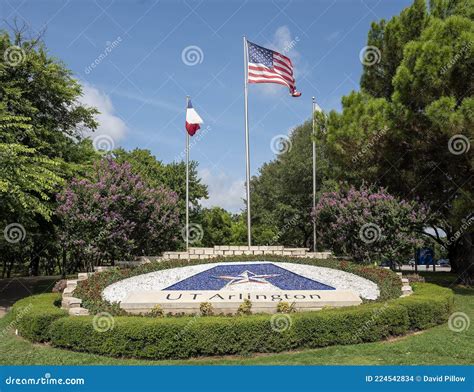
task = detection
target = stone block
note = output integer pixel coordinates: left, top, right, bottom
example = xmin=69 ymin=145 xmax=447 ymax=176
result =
xmin=66 ymin=279 xmax=78 ymax=288
xmin=62 ymin=297 xmax=82 ymax=309
xmin=77 ymin=272 xmax=93 ymax=281
xmin=94 ymin=266 xmax=114 ymax=272
xmin=268 ymin=246 xmax=284 ymax=251
xmin=224 ymin=250 xmax=235 ymax=256
xmin=69 ymin=307 xmax=89 ymax=316
xmin=62 ymin=286 xmax=75 ymax=298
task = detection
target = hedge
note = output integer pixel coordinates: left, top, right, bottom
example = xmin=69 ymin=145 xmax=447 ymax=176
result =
xmin=7 ymin=283 xmax=450 ymax=360
xmin=73 ymin=255 xmax=402 ymax=315
xmin=9 ymin=293 xmax=67 ymax=342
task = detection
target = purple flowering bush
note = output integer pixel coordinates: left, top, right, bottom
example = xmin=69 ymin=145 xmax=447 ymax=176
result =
xmin=56 ymin=159 xmax=180 ymax=268
xmin=313 ymin=186 xmax=430 ymax=264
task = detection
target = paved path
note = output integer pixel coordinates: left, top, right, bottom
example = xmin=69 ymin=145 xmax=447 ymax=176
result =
xmin=0 ymin=276 xmax=60 ymax=317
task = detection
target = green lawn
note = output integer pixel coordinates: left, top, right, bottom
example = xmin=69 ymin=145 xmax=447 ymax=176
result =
xmin=0 ymin=273 xmax=472 ymax=365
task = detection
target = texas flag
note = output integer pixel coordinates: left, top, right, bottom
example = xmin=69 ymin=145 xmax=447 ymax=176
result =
xmin=185 ymin=99 xmax=203 ymax=136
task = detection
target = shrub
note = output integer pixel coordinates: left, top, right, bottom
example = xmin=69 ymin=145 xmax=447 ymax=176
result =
xmin=56 ymin=159 xmax=180 ymax=268
xmin=10 ymin=293 xmax=67 ymax=342
xmin=199 ymin=302 xmax=214 ymax=316
xmin=237 ymin=299 xmax=252 ymax=315
xmin=73 ymin=255 xmax=402 ymax=315
xmin=43 ymin=283 xmax=453 ymax=360
xmin=148 ymin=305 xmax=164 ymax=317
xmin=312 ymin=186 xmax=429 ymax=263
xmin=276 ymin=301 xmax=296 ymax=313
xmin=397 ymin=283 xmax=454 ymax=329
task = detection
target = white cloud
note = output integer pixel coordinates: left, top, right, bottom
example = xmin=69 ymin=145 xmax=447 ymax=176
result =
xmin=199 ymin=168 xmax=245 ymax=213
xmin=79 ymin=82 xmax=128 ymax=144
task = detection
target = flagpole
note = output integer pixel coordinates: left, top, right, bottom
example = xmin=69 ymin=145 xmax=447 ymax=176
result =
xmin=186 ymin=96 xmax=190 ymax=258
xmin=243 ymin=36 xmax=252 ymax=248
xmin=312 ymin=97 xmax=317 ymax=252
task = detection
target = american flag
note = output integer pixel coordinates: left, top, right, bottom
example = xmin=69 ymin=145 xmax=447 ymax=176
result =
xmin=246 ymin=40 xmax=301 ymax=97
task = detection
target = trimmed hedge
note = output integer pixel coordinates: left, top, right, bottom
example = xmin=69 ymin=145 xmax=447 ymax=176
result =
xmin=9 ymin=293 xmax=67 ymax=342
xmin=398 ymin=283 xmax=453 ymax=329
xmin=74 ymin=255 xmax=402 ymax=315
xmin=36 ymin=283 xmax=452 ymax=360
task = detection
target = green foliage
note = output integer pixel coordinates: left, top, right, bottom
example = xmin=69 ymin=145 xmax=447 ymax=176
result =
xmin=399 ymin=283 xmax=454 ymax=329
xmin=0 ymin=31 xmax=98 ymax=156
xmin=199 ymin=302 xmax=214 ymax=316
xmin=250 ymin=121 xmax=332 ymax=248
xmin=0 ymin=142 xmax=64 ymax=219
xmin=148 ymin=305 xmax=165 ymax=318
xmin=41 ymin=284 xmax=451 ymax=360
xmin=314 ymin=186 xmax=429 ymax=264
xmin=56 ymin=159 xmax=180 ymax=267
xmin=0 ymin=30 xmax=100 ymax=277
xmin=195 ymin=207 xmax=237 ymax=246
xmin=113 ymin=148 xmax=208 ymax=210
xmin=10 ymin=293 xmax=67 ymax=342
xmin=276 ymin=301 xmax=296 ymax=314
xmin=237 ymin=299 xmax=253 ymax=315
xmin=322 ymin=0 xmax=473 ymax=282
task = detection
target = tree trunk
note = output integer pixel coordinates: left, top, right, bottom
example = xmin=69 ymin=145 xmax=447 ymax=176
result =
xmin=448 ymin=232 xmax=474 ymax=286
xmin=29 ymin=244 xmax=41 ymax=276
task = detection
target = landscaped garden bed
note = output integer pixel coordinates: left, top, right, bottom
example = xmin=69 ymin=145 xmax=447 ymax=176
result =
xmin=73 ymin=256 xmax=403 ymax=315
xmin=9 ymin=256 xmax=454 ymax=360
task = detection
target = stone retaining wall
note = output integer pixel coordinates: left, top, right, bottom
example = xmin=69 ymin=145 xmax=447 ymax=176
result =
xmin=138 ymin=246 xmax=333 ymax=262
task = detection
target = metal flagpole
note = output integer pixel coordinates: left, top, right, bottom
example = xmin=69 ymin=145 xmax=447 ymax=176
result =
xmin=243 ymin=36 xmax=252 ymax=248
xmin=186 ymin=96 xmax=190 ymax=258
xmin=312 ymin=97 xmax=317 ymax=252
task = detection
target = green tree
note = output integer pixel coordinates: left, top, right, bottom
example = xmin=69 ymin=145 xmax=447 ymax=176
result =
xmin=113 ymin=148 xmax=208 ymax=244
xmin=250 ymin=121 xmax=331 ymax=248
xmin=0 ymin=29 xmax=100 ymax=275
xmin=195 ymin=207 xmax=233 ymax=247
xmin=324 ymin=0 xmax=474 ymax=283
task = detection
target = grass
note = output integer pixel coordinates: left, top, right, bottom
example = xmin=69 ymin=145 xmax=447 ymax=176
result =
xmin=0 ymin=272 xmax=472 ymax=365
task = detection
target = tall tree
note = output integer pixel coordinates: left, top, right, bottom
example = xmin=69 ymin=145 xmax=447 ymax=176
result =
xmin=0 ymin=28 xmax=100 ymax=275
xmin=113 ymin=148 xmax=208 ymax=245
xmin=250 ymin=120 xmax=331 ymax=248
xmin=324 ymin=0 xmax=473 ymax=283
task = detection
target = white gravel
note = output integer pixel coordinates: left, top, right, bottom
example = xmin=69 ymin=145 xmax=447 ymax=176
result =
xmin=102 ymin=261 xmax=380 ymax=303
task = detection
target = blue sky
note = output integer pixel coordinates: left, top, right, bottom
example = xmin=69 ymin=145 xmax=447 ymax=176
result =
xmin=2 ymin=0 xmax=413 ymax=212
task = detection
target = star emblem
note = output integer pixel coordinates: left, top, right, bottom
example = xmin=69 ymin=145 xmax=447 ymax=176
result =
xmin=213 ymin=270 xmax=280 ymax=287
